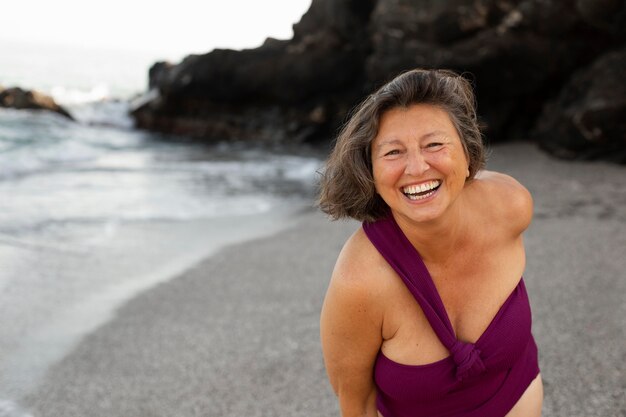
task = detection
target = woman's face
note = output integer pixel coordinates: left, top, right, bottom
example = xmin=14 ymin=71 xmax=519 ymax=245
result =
xmin=371 ymin=104 xmax=470 ymax=226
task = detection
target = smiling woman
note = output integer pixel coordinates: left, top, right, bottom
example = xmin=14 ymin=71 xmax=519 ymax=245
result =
xmin=317 ymin=69 xmax=543 ymax=417
xmin=371 ymin=105 xmax=470 ymax=226
xmin=318 ymin=69 xmax=485 ymax=223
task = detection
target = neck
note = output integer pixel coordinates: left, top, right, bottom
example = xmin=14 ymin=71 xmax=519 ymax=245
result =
xmin=393 ymin=197 xmax=468 ymax=265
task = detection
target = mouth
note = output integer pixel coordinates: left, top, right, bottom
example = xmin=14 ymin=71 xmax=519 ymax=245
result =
xmin=402 ymin=180 xmax=442 ymax=201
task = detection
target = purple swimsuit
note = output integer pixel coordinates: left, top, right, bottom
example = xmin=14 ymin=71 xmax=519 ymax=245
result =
xmin=363 ymin=216 xmax=540 ymax=417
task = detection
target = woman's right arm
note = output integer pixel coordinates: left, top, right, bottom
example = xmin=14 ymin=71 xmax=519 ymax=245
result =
xmin=320 ymin=234 xmax=384 ymax=417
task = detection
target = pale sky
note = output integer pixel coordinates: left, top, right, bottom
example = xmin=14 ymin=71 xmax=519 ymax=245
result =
xmin=1 ymin=0 xmax=312 ymax=59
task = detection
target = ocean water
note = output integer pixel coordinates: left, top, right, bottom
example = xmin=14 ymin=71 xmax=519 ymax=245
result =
xmin=0 ymin=40 xmax=322 ymax=411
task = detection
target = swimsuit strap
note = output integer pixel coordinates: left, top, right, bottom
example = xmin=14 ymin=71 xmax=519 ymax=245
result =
xmin=363 ymin=216 xmax=485 ymax=381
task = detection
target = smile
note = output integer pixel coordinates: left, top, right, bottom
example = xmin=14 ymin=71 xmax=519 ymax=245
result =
xmin=402 ymin=180 xmax=442 ymax=201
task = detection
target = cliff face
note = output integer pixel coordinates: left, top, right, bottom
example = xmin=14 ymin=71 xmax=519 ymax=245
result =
xmin=131 ymin=0 xmax=625 ymax=162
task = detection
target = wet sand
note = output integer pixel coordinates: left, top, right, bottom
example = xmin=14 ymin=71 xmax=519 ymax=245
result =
xmin=13 ymin=143 xmax=626 ymax=417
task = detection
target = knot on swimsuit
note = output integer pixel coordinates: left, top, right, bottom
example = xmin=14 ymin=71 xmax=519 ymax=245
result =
xmin=450 ymin=341 xmax=485 ymax=381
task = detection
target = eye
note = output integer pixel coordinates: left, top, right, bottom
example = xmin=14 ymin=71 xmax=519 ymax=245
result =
xmin=424 ymin=142 xmax=444 ymax=150
xmin=384 ymin=149 xmax=401 ymax=156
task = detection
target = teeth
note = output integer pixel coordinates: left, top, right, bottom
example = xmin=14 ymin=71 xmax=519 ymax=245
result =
xmin=406 ymin=190 xmax=436 ymax=201
xmin=402 ymin=180 xmax=441 ymax=195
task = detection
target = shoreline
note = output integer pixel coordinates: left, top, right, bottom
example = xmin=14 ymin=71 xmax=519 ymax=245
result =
xmin=3 ymin=142 xmax=624 ymax=416
xmin=0 ymin=203 xmax=310 ymax=405
xmin=19 ymin=208 xmax=357 ymax=417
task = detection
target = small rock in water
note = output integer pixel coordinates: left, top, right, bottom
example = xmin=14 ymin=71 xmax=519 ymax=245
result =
xmin=0 ymin=86 xmax=74 ymax=120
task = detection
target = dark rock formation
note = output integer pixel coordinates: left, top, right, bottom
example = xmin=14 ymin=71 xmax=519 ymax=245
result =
xmin=133 ymin=0 xmax=376 ymax=143
xmin=534 ymin=47 xmax=626 ymax=163
xmin=0 ymin=86 xmax=74 ymax=120
xmin=576 ymin=0 xmax=626 ymax=37
xmin=132 ymin=0 xmax=625 ymax=162
xmin=366 ymin=0 xmax=617 ymax=140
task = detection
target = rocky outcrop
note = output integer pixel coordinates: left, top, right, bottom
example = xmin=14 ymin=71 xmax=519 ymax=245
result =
xmin=0 ymin=86 xmax=73 ymax=120
xmin=132 ymin=0 xmax=376 ymax=143
xmin=366 ymin=0 xmax=618 ymax=140
xmin=132 ymin=0 xmax=625 ymax=162
xmin=533 ymin=47 xmax=626 ymax=162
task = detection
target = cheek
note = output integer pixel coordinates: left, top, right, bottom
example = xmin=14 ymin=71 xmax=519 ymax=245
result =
xmin=435 ymin=147 xmax=467 ymax=170
xmin=372 ymin=160 xmax=390 ymax=181
xmin=426 ymin=151 xmax=450 ymax=168
xmin=372 ymin=162 xmax=401 ymax=195
xmin=449 ymin=159 xmax=466 ymax=179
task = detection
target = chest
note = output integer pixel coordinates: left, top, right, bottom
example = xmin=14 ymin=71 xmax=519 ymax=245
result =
xmin=435 ymin=239 xmax=525 ymax=337
xmin=384 ymin=236 xmax=526 ymax=344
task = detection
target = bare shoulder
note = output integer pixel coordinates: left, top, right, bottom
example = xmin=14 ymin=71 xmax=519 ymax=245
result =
xmin=321 ymin=227 xmax=391 ymax=339
xmin=327 ymin=227 xmax=390 ymax=302
xmin=468 ymin=170 xmax=534 ymax=235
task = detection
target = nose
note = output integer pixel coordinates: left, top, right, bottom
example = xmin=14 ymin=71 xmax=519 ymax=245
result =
xmin=404 ymin=148 xmax=430 ymax=176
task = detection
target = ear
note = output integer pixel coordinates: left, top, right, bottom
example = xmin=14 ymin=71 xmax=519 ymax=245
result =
xmin=466 ymin=167 xmax=470 ymax=178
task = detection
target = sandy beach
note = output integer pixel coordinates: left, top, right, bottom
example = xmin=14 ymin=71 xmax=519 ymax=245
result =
xmin=8 ymin=143 xmax=625 ymax=417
